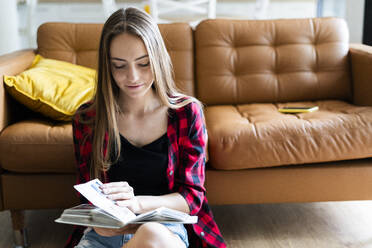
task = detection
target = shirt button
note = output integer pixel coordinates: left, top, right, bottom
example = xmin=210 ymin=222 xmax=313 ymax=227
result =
xmin=200 ymin=232 xmax=205 ymax=237
xmin=169 ymin=170 xmax=173 ymax=176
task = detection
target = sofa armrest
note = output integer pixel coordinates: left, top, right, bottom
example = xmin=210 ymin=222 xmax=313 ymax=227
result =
xmin=0 ymin=49 xmax=35 ymax=133
xmin=349 ymin=44 xmax=372 ymax=106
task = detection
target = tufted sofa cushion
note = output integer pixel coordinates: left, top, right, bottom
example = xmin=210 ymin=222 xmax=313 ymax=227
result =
xmin=195 ymin=18 xmax=351 ymax=105
xmin=0 ymin=118 xmax=75 ymax=173
xmin=206 ymin=100 xmax=372 ymax=170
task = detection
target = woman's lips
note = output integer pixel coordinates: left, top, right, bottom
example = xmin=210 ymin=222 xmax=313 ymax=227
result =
xmin=127 ymin=84 xmax=143 ymax=89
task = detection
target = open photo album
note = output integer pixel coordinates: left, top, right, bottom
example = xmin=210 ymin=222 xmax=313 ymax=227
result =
xmin=55 ymin=179 xmax=198 ymax=229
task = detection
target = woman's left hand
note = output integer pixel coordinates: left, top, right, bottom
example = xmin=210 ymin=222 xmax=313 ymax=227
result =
xmin=100 ymin=181 xmax=142 ymax=214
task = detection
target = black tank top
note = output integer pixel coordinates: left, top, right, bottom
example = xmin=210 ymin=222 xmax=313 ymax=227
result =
xmin=107 ymin=133 xmax=170 ymax=196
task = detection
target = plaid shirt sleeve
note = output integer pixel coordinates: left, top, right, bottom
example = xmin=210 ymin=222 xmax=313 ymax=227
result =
xmin=177 ymin=101 xmax=208 ymax=215
xmin=174 ymin=102 xmax=226 ymax=248
xmin=72 ymin=103 xmax=94 ymax=189
xmin=65 ymin=103 xmax=94 ymax=248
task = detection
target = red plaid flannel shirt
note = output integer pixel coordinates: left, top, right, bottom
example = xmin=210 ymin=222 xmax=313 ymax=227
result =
xmin=65 ymin=101 xmax=226 ymax=248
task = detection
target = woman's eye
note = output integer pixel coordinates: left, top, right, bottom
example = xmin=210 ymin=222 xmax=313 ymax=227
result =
xmin=113 ymin=65 xmax=126 ymax=69
xmin=139 ymin=62 xmax=150 ymax=67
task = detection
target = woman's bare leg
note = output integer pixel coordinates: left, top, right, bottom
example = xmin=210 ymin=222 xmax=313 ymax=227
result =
xmin=123 ymin=222 xmax=186 ymax=248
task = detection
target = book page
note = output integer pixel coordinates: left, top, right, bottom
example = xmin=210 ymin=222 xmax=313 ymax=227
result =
xmin=74 ymin=179 xmax=136 ymax=223
xmin=131 ymin=207 xmax=198 ymax=224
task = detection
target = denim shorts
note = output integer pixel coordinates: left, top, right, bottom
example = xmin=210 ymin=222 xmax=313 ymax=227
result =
xmin=75 ymin=223 xmax=189 ymax=248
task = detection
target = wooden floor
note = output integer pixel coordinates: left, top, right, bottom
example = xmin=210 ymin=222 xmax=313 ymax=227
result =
xmin=2 ymin=201 xmax=372 ymax=247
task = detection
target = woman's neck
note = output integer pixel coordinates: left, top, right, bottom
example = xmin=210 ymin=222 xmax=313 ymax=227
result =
xmin=118 ymin=89 xmax=161 ymax=117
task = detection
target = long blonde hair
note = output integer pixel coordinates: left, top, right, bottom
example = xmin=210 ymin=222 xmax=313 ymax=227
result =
xmin=79 ymin=7 xmax=199 ymax=179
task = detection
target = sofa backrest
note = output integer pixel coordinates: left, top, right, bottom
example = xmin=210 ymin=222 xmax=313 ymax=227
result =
xmin=36 ymin=22 xmax=195 ymax=96
xmin=195 ymin=17 xmax=352 ymax=105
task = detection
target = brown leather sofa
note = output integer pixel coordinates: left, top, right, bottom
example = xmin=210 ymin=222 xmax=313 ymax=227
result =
xmin=1 ymin=17 xmax=372 ymax=247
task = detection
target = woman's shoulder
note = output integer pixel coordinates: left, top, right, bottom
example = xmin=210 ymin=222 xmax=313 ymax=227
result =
xmin=73 ymin=101 xmax=96 ymax=122
xmin=169 ymin=97 xmax=205 ymax=126
xmin=174 ymin=97 xmax=203 ymax=116
xmin=72 ymin=101 xmax=96 ymax=136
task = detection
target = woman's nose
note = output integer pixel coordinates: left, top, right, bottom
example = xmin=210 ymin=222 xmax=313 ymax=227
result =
xmin=127 ymin=65 xmax=139 ymax=82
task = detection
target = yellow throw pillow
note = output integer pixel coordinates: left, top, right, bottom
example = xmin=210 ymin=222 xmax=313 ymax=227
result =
xmin=4 ymin=55 xmax=96 ymax=121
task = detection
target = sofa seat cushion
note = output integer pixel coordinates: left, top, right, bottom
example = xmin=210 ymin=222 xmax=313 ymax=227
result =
xmin=0 ymin=119 xmax=75 ymax=173
xmin=205 ymin=100 xmax=372 ymax=170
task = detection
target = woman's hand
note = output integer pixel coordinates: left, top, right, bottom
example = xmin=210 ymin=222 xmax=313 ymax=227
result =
xmin=93 ymin=224 xmax=140 ymax=237
xmin=100 ymin=181 xmax=142 ymax=214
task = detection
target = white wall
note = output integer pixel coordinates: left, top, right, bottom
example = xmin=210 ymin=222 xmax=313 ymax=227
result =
xmin=345 ymin=0 xmax=365 ymax=43
xmin=0 ymin=1 xmax=20 ymax=55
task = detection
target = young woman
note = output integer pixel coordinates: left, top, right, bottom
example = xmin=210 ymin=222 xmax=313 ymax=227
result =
xmin=66 ymin=7 xmax=226 ymax=248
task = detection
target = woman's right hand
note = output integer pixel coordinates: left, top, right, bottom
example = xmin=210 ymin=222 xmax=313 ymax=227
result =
xmin=100 ymin=181 xmax=143 ymax=214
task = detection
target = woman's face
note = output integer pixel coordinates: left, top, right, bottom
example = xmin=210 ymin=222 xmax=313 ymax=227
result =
xmin=109 ymin=33 xmax=154 ymax=99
